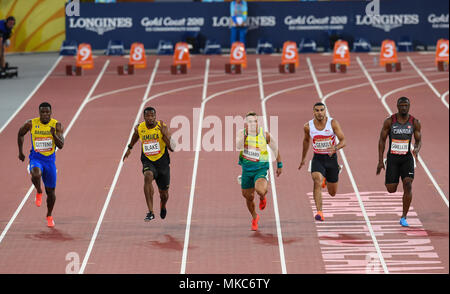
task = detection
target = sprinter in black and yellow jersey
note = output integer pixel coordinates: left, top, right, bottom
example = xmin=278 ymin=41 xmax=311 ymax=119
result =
xmin=123 ymin=107 xmax=175 ymax=222
xmin=17 ymin=102 xmax=64 ymax=227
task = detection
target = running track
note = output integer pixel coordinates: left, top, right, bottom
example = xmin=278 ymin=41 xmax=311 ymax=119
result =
xmin=0 ymin=53 xmax=447 ymax=274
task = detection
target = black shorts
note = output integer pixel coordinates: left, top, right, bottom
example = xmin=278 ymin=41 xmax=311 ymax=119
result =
xmin=385 ymin=152 xmax=414 ymax=184
xmin=141 ymin=151 xmax=170 ymax=191
xmin=311 ymin=153 xmax=339 ymax=183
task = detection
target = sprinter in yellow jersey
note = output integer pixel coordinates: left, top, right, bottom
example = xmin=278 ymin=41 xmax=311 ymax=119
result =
xmin=236 ymin=112 xmax=282 ymax=231
xmin=123 ymin=107 xmax=175 ymax=222
xmin=17 ymin=102 xmax=64 ymax=227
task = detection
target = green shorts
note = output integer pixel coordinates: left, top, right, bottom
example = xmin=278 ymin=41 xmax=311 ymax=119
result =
xmin=241 ymin=168 xmax=269 ymax=189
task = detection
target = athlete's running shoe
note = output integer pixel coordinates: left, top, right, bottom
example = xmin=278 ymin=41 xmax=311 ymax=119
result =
xmin=47 ymin=216 xmax=55 ymax=227
xmin=35 ymin=193 xmax=43 ymax=207
xmin=160 ymin=208 xmax=167 ymax=219
xmin=321 ymin=178 xmax=326 ymax=188
xmin=400 ymin=217 xmax=409 ymax=227
xmin=251 ymin=214 xmax=260 ymax=231
xmin=259 ymin=196 xmax=267 ymax=210
xmin=315 ymin=211 xmax=324 ymax=221
xmin=144 ymin=212 xmax=155 ymax=222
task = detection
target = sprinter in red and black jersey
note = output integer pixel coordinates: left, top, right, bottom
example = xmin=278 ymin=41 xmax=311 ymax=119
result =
xmin=377 ymin=97 xmax=422 ymax=227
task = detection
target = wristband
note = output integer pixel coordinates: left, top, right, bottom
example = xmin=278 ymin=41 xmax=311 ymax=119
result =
xmin=277 ymin=162 xmax=283 ymax=169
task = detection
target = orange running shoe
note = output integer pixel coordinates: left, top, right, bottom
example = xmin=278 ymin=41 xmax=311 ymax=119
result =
xmin=251 ymin=214 xmax=260 ymax=231
xmin=47 ymin=216 xmax=55 ymax=227
xmin=321 ymin=178 xmax=326 ymax=188
xmin=35 ymin=193 xmax=43 ymax=207
xmin=315 ymin=211 xmax=324 ymax=221
xmin=259 ymin=196 xmax=267 ymax=210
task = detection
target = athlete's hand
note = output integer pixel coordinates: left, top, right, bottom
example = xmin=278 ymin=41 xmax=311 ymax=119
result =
xmin=376 ymin=161 xmax=385 ymax=175
xmin=298 ymin=160 xmax=306 ymax=170
xmin=123 ymin=149 xmax=131 ymax=161
xmin=412 ymin=148 xmax=419 ymax=159
xmin=276 ymin=167 xmax=282 ymax=177
xmin=18 ymin=152 xmax=25 ymax=162
xmin=50 ymin=127 xmax=56 ymax=136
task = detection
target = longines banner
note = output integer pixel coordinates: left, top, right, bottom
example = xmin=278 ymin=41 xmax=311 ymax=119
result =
xmin=65 ymin=0 xmax=449 ymax=50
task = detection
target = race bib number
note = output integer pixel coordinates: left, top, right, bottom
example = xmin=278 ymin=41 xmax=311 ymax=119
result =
xmin=35 ymin=137 xmax=53 ymax=152
xmin=313 ymin=137 xmax=333 ymax=153
xmin=243 ymin=148 xmax=260 ymax=162
xmin=143 ymin=140 xmax=161 ymax=156
xmin=390 ymin=139 xmax=409 ymax=155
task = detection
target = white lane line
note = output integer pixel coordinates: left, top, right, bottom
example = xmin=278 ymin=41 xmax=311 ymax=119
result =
xmin=441 ymin=91 xmax=449 ymax=108
xmin=307 ymin=57 xmax=389 ymax=274
xmin=0 ymin=56 xmax=63 ymax=134
xmin=357 ymin=57 xmax=449 ymax=207
xmin=257 ymin=58 xmax=287 ymax=274
xmin=406 ymin=56 xmax=444 ymax=103
xmin=180 ymin=59 xmax=210 ymax=274
xmin=0 ymin=59 xmax=110 ymax=245
xmin=78 ymin=59 xmax=160 ymax=274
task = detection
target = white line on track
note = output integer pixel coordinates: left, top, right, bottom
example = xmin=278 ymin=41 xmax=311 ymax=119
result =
xmin=0 ymin=59 xmax=111 ymax=245
xmin=357 ymin=56 xmax=449 ymax=208
xmin=307 ymin=57 xmax=389 ymax=274
xmin=180 ymin=59 xmax=210 ymax=274
xmin=256 ymin=58 xmax=287 ymax=274
xmin=441 ymin=91 xmax=449 ymax=108
xmin=78 ymin=59 xmax=160 ymax=274
xmin=0 ymin=56 xmax=63 ymax=134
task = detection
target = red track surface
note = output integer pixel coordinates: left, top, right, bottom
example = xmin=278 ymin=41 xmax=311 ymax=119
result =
xmin=0 ymin=53 xmax=447 ymax=274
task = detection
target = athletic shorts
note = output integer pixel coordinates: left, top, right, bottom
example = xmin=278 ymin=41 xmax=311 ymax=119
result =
xmin=311 ymin=153 xmax=339 ymax=183
xmin=241 ymin=168 xmax=268 ymax=190
xmin=28 ymin=158 xmax=57 ymax=189
xmin=385 ymin=152 xmax=415 ymax=184
xmin=141 ymin=152 xmax=170 ymax=191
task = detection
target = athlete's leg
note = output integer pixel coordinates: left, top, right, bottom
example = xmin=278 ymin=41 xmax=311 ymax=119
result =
xmin=159 ymin=189 xmax=169 ymax=210
xmin=312 ymin=172 xmax=324 ymax=211
xmin=254 ymin=178 xmax=268 ymax=200
xmin=401 ymin=177 xmax=413 ymax=218
xmin=241 ymin=188 xmax=257 ymax=219
xmin=326 ymin=182 xmax=338 ymax=197
xmin=30 ymin=167 xmax=43 ymax=194
xmin=45 ymin=187 xmax=56 ymax=217
xmin=143 ymin=170 xmax=155 ymax=213
xmin=385 ymin=183 xmax=398 ymax=193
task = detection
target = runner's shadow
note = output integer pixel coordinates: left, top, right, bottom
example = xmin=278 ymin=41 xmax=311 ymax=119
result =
xmin=251 ymin=231 xmax=300 ymax=246
xmin=26 ymin=228 xmax=75 ymax=242
xmin=146 ymin=234 xmax=196 ymax=251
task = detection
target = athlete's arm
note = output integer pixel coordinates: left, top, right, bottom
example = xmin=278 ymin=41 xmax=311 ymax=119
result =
xmin=331 ymin=119 xmax=346 ymax=154
xmin=298 ymin=123 xmax=310 ymax=170
xmin=236 ymin=128 xmax=245 ymax=151
xmin=123 ymin=125 xmax=140 ymax=161
xmin=158 ymin=121 xmax=175 ymax=152
xmin=266 ymin=131 xmax=282 ymax=177
xmin=17 ymin=120 xmax=32 ymax=162
xmin=376 ymin=117 xmax=391 ymax=175
xmin=51 ymin=122 xmax=64 ymax=149
xmin=412 ymin=118 xmax=422 ymax=158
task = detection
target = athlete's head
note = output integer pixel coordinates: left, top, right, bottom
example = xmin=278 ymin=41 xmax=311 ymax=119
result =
xmin=313 ymin=102 xmax=326 ymax=121
xmin=245 ymin=111 xmax=259 ymax=135
xmin=143 ymin=106 xmax=156 ymax=126
xmin=6 ymin=16 xmax=15 ymax=29
xmin=397 ymin=97 xmax=410 ymax=116
xmin=39 ymin=102 xmax=52 ymax=124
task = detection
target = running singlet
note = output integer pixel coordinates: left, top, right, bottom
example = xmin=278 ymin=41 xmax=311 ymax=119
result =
xmin=309 ymin=117 xmax=336 ymax=154
xmin=388 ymin=114 xmax=414 ymax=155
xmin=239 ymin=127 xmax=269 ymax=170
xmin=30 ymin=117 xmax=57 ymax=160
xmin=138 ymin=121 xmax=167 ymax=161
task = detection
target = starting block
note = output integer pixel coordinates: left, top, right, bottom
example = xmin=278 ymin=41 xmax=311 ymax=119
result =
xmin=117 ymin=64 xmax=135 ymax=75
xmin=279 ymin=63 xmax=295 ymax=73
xmin=330 ymin=63 xmax=347 ymax=73
xmin=225 ymin=63 xmax=242 ymax=74
xmin=170 ymin=64 xmax=187 ymax=74
xmin=385 ymin=62 xmax=402 ymax=72
xmin=65 ymin=65 xmax=82 ymax=76
xmin=0 ymin=63 xmax=18 ymax=79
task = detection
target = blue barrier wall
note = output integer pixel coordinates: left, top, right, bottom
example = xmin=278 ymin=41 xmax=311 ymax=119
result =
xmin=65 ymin=0 xmax=449 ymax=51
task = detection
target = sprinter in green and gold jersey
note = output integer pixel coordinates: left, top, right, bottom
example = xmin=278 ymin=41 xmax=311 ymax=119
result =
xmin=236 ymin=111 xmax=282 ymax=231
xmin=123 ymin=107 xmax=175 ymax=222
